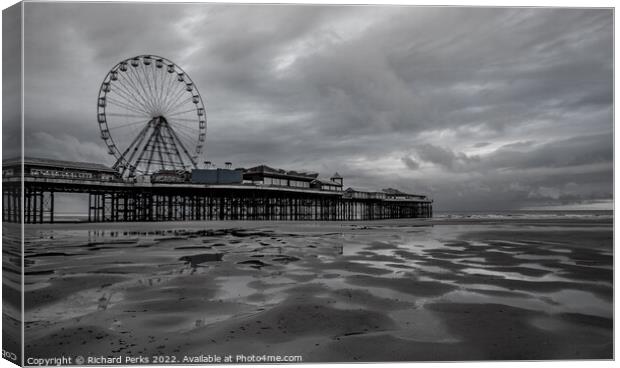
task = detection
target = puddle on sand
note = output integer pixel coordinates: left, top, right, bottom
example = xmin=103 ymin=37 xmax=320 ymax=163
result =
xmin=545 ymin=289 xmax=612 ymax=318
xmin=401 ymin=238 xmax=447 ymax=251
xmin=411 ymin=262 xmax=454 ymax=275
xmin=453 ymin=257 xmax=487 ymax=264
xmin=348 ymin=260 xmax=413 ymax=275
xmin=461 ymin=283 xmax=513 ymax=292
xmin=26 ymin=289 xmax=125 ymax=323
xmin=529 ymin=314 xmax=612 ymax=337
xmin=514 ymin=254 xmax=571 ymax=262
xmin=439 ymin=287 xmax=612 ymax=320
xmin=23 ymin=281 xmax=52 ymax=292
xmin=237 ymin=259 xmax=271 ymax=269
xmin=191 ymin=313 xmax=236 ymax=330
xmin=439 ymin=289 xmax=553 ymax=314
xmin=179 ymin=253 xmax=224 ymax=268
xmin=319 ymin=276 xmax=424 ymax=305
xmin=459 ymin=267 xmax=571 ymax=283
xmin=213 ymin=276 xmax=258 ymax=300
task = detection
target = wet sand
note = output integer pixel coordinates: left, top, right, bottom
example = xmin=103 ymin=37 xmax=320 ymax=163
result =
xmin=19 ymin=217 xmax=612 ymax=362
xmin=3 ymin=225 xmax=23 ymax=364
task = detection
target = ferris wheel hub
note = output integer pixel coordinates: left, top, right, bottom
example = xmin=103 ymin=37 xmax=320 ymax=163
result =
xmin=97 ymin=55 xmax=207 ymax=178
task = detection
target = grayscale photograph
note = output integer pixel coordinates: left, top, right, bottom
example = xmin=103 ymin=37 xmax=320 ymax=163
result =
xmin=1 ymin=1 xmax=613 ymax=365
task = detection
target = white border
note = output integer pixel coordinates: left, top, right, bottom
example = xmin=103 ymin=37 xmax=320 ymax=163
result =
xmin=0 ymin=1 xmax=616 ymax=368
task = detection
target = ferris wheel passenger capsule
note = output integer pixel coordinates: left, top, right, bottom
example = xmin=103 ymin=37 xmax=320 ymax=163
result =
xmin=97 ymin=55 xmax=207 ymax=179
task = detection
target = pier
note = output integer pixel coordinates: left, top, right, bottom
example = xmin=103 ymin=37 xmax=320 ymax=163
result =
xmin=2 ymin=55 xmax=433 ymax=224
xmin=2 ymin=157 xmax=432 ymax=224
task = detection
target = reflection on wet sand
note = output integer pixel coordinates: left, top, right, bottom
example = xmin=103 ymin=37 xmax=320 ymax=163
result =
xmin=22 ymin=218 xmax=612 ymax=361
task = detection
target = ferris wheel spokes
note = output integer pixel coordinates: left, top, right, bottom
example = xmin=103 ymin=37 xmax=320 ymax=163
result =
xmin=97 ymin=55 xmax=207 ymax=178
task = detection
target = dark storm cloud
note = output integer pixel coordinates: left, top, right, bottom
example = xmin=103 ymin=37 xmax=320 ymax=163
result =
xmin=401 ymin=156 xmax=420 ymax=170
xmin=19 ymin=3 xmax=613 ymax=211
xmin=415 ymin=144 xmax=479 ymax=170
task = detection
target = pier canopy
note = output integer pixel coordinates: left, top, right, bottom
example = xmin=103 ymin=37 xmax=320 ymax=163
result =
xmin=3 ymin=157 xmax=119 ymax=182
xmin=382 ymin=188 xmax=431 ymax=201
xmin=344 ymin=187 xmax=431 ymax=203
xmin=243 ymin=165 xmax=318 ymax=189
xmin=311 ymin=178 xmax=343 ymax=191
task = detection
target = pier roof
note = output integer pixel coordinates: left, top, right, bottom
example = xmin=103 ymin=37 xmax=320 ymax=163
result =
xmin=244 ymin=165 xmax=319 ymax=180
xmin=3 ymin=157 xmax=117 ymax=173
xmin=382 ymin=188 xmax=408 ymax=196
xmin=382 ymin=187 xmax=428 ymax=199
xmin=312 ymin=178 xmax=343 ymax=186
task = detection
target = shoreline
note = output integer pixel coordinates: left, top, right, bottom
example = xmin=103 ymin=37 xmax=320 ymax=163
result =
xmin=13 ymin=215 xmax=612 ymax=231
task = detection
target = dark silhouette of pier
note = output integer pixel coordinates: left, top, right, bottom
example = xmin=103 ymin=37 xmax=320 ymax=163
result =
xmin=2 ymin=157 xmax=432 ymax=224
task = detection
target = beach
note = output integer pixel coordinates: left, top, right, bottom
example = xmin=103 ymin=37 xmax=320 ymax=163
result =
xmin=16 ymin=214 xmax=613 ymax=362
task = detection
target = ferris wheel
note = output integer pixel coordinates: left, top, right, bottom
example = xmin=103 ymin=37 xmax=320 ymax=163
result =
xmin=97 ymin=55 xmax=206 ymax=178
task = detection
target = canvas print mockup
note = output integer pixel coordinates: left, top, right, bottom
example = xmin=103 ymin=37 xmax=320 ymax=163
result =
xmin=2 ymin=1 xmax=613 ymax=366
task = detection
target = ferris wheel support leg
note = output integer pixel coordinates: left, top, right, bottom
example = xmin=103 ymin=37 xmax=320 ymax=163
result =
xmin=113 ymin=119 xmax=154 ymax=176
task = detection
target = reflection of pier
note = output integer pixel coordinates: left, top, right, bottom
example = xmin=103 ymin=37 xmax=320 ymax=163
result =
xmin=3 ymin=157 xmax=433 ymax=223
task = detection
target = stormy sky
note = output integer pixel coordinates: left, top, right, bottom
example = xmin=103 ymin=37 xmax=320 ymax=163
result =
xmin=15 ymin=3 xmax=613 ymax=211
